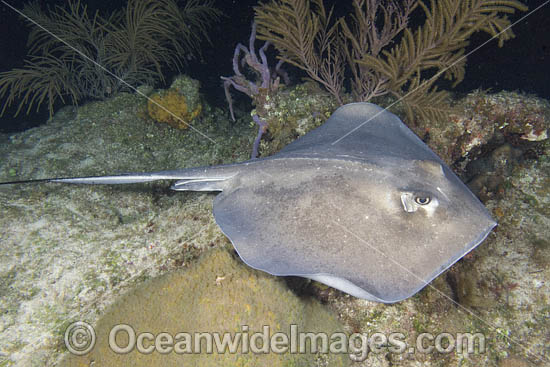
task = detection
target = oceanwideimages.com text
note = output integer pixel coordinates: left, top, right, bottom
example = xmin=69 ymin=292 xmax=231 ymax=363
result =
xmin=65 ymin=322 xmax=486 ymax=361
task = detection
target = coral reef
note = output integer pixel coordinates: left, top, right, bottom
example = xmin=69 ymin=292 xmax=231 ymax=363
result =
xmin=1 ymin=86 xmax=549 ymax=366
xmin=254 ymin=0 xmax=527 ymax=122
xmin=60 ymin=248 xmax=347 ymax=366
xmin=0 ymin=87 xmax=254 ymax=366
xmin=0 ymin=0 xmax=220 ymax=117
xmin=434 ymin=91 xmax=549 ymax=166
xmin=147 ymin=75 xmax=202 ymax=130
xmin=413 ymin=91 xmax=550 ymax=206
xmin=221 ymin=23 xmax=342 ymax=159
xmin=460 ymin=150 xmax=550 ymax=363
xmin=253 ymin=83 xmax=340 ymax=157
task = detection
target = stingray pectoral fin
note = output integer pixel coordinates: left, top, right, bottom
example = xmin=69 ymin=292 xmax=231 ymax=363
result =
xmin=171 ymin=178 xmax=229 ymax=192
xmin=307 ymin=274 xmax=389 ymax=303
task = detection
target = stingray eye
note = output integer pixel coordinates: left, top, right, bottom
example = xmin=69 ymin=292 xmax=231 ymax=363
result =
xmin=414 ymin=196 xmax=431 ymax=205
xmin=401 ymin=192 xmax=437 ymax=213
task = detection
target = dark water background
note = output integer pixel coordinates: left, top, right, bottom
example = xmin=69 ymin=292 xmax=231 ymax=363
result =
xmin=0 ymin=0 xmax=548 ymax=133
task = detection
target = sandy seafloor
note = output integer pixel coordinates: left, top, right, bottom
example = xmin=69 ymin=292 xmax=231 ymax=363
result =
xmin=0 ymin=86 xmax=549 ymax=366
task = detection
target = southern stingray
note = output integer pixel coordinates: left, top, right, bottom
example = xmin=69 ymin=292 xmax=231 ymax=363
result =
xmin=0 ymin=102 xmax=496 ymax=303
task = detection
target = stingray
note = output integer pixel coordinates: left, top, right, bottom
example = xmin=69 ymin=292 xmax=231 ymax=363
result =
xmin=1 ymin=103 xmax=496 ymax=303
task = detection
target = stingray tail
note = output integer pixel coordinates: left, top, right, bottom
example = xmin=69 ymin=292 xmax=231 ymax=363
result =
xmin=0 ymin=166 xmax=239 ymax=192
xmin=0 ymin=171 xmax=191 ymax=186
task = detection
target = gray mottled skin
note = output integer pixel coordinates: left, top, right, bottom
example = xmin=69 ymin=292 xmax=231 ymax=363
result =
xmin=1 ymin=103 xmax=496 ymax=302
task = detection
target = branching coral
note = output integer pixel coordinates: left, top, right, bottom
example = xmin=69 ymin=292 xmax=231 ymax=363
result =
xmin=358 ymin=0 xmax=528 ymax=122
xmin=254 ymin=0 xmax=527 ymax=122
xmin=0 ymin=0 xmax=221 ymax=117
xmin=221 ymin=22 xmax=289 ymax=158
xmin=254 ymin=0 xmax=348 ymax=105
xmin=221 ymin=22 xmax=286 ymax=122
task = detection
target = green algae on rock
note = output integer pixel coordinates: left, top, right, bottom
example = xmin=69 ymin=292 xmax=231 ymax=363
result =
xmin=60 ymin=248 xmax=348 ymax=367
xmin=253 ymin=83 xmax=340 ymax=157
